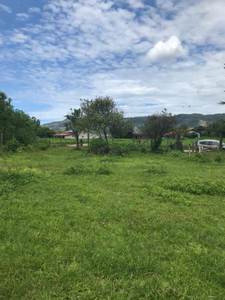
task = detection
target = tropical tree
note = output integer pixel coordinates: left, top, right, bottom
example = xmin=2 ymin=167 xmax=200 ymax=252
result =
xmin=142 ymin=109 xmax=176 ymax=150
xmin=65 ymin=108 xmax=83 ymax=147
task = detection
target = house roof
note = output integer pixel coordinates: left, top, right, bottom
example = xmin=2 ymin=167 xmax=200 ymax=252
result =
xmin=165 ymin=128 xmax=199 ymax=135
xmin=53 ymin=132 xmax=73 ymax=136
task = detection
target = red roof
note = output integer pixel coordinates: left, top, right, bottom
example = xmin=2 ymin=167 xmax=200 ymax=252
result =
xmin=53 ymin=132 xmax=73 ymax=136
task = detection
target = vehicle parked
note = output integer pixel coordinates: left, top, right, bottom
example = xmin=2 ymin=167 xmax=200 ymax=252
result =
xmin=197 ymin=139 xmax=225 ymax=151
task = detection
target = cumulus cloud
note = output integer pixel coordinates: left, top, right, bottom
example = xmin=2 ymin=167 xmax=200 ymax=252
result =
xmin=0 ymin=3 xmax=12 ymax=13
xmin=16 ymin=13 xmax=30 ymax=21
xmin=146 ymin=36 xmax=188 ymax=62
xmin=28 ymin=7 xmax=41 ymax=14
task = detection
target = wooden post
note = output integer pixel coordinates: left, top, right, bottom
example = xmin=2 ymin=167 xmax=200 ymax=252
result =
xmin=195 ymin=141 xmax=198 ymax=154
xmin=146 ymin=139 xmax=148 ymax=147
xmin=192 ymin=143 xmax=194 ymax=153
xmin=49 ymin=139 xmax=51 ymax=146
xmin=219 ymin=133 xmax=223 ymax=150
xmin=167 ymin=139 xmax=169 ymax=149
xmin=189 ymin=144 xmax=191 ymax=157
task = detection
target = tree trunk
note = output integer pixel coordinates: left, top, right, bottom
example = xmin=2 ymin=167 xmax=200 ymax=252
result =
xmin=76 ymin=135 xmax=79 ymax=148
xmin=103 ymin=129 xmax=108 ymax=143
xmin=87 ymin=129 xmax=90 ymax=146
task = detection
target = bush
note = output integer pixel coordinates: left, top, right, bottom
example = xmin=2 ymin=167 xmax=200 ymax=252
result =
xmin=96 ymin=165 xmax=112 ymax=175
xmin=63 ymin=165 xmax=86 ymax=175
xmin=89 ymin=139 xmax=108 ymax=152
xmin=214 ymin=155 xmax=222 ymax=163
xmin=140 ymin=147 xmax=147 ymax=153
xmin=4 ymin=139 xmax=21 ymax=153
xmin=163 ymin=178 xmax=225 ymax=196
xmin=183 ymin=132 xmax=198 ymax=139
xmin=36 ymin=140 xmax=50 ymax=151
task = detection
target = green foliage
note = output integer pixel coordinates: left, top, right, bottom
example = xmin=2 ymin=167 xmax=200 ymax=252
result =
xmin=96 ymin=165 xmax=112 ymax=175
xmin=140 ymin=146 xmax=147 ymax=153
xmin=89 ymin=138 xmax=108 ymax=152
xmin=37 ymin=126 xmax=55 ymax=138
xmin=64 ymin=164 xmax=112 ymax=175
xmin=214 ymin=155 xmax=222 ymax=162
xmin=4 ymin=140 xmax=21 ymax=153
xmin=164 ymin=178 xmax=225 ymax=195
xmin=36 ymin=140 xmax=50 ymax=151
xmin=142 ymin=109 xmax=176 ymax=150
xmin=86 ymin=96 xmax=132 ymax=142
xmin=183 ymin=132 xmax=198 ymax=138
xmin=65 ymin=108 xmax=83 ymax=147
xmin=0 ymin=91 xmax=40 ymax=147
xmin=64 ymin=165 xmax=86 ymax=175
xmin=149 ymin=186 xmax=192 ymax=204
xmin=112 ymin=142 xmax=138 ymax=154
xmin=205 ymin=119 xmax=225 ymax=137
xmin=0 ymin=168 xmax=40 ymax=196
xmin=147 ymin=164 xmax=167 ymax=174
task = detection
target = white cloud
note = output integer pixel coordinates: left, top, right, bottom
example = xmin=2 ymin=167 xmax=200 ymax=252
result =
xmin=0 ymin=3 xmax=12 ymax=13
xmin=28 ymin=7 xmax=41 ymax=14
xmin=10 ymin=33 xmax=28 ymax=43
xmin=1 ymin=0 xmax=225 ymax=121
xmin=146 ymin=36 xmax=188 ymax=62
xmin=16 ymin=13 xmax=30 ymax=21
xmin=126 ymin=0 xmax=144 ymax=9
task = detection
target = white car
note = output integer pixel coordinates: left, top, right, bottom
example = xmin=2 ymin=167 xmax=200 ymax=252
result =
xmin=197 ymin=139 xmax=225 ymax=151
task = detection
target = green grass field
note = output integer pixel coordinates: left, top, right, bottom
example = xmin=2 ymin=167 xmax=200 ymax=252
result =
xmin=0 ymin=145 xmax=225 ymax=299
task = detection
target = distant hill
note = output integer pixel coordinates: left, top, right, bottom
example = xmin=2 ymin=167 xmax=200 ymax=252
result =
xmin=43 ymin=113 xmax=225 ymax=132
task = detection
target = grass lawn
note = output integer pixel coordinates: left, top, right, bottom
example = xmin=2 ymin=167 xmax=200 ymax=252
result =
xmin=0 ymin=145 xmax=225 ymax=299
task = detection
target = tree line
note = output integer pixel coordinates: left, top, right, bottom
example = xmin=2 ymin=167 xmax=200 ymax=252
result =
xmin=1 ymin=90 xmax=225 ymax=151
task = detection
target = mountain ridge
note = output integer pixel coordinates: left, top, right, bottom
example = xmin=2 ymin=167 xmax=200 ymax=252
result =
xmin=43 ymin=113 xmax=225 ymax=132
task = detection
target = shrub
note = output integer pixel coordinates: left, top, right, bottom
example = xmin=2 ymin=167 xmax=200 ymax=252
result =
xmin=96 ymin=165 xmax=112 ymax=175
xmin=36 ymin=140 xmax=50 ymax=151
xmin=214 ymin=155 xmax=222 ymax=163
xmin=89 ymin=139 xmax=108 ymax=153
xmin=140 ymin=147 xmax=147 ymax=153
xmin=163 ymin=178 xmax=225 ymax=196
xmin=4 ymin=139 xmax=21 ymax=153
xmin=63 ymin=165 xmax=87 ymax=175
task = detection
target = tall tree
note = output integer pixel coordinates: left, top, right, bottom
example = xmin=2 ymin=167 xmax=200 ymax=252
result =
xmin=80 ymin=99 xmax=95 ymax=146
xmin=88 ymin=96 xmax=126 ymax=143
xmin=65 ymin=108 xmax=83 ymax=147
xmin=0 ymin=91 xmax=40 ymax=146
xmin=142 ymin=109 xmax=176 ymax=150
xmin=0 ymin=92 xmax=14 ymax=143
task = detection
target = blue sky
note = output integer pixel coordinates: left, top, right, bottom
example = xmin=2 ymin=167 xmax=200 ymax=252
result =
xmin=1 ymin=0 xmax=225 ymax=124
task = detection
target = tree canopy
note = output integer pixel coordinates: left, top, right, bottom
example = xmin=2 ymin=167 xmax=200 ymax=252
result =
xmin=85 ymin=96 xmax=133 ymax=142
xmin=0 ymin=91 xmax=40 ymax=146
xmin=65 ymin=108 xmax=83 ymax=147
xmin=142 ymin=109 xmax=176 ymax=150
